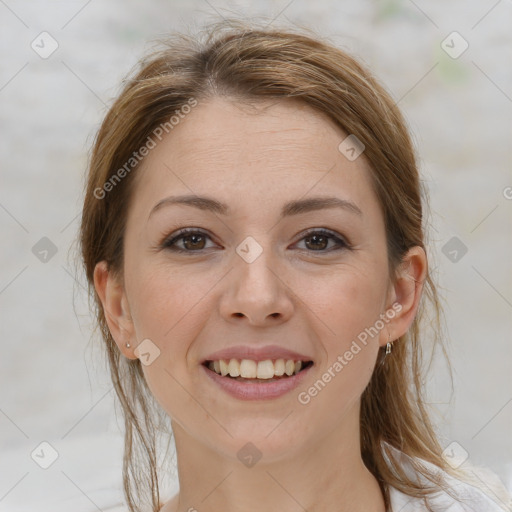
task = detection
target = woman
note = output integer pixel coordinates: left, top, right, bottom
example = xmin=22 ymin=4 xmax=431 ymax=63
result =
xmin=79 ymin=19 xmax=511 ymax=512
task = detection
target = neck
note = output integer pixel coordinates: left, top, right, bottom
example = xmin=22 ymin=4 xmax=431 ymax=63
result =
xmin=163 ymin=405 xmax=386 ymax=512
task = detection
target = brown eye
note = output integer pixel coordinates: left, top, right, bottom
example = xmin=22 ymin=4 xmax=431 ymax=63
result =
xmin=296 ymin=229 xmax=349 ymax=252
xmin=162 ymin=229 xmax=215 ymax=253
xmin=181 ymin=233 xmax=206 ymax=250
xmin=304 ymin=233 xmax=329 ymax=251
xmin=162 ymin=228 xmax=350 ymax=254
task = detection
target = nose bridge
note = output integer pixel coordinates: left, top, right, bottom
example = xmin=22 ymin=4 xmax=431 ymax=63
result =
xmin=221 ymin=234 xmax=293 ymax=323
xmin=235 ymin=234 xmax=280 ymax=294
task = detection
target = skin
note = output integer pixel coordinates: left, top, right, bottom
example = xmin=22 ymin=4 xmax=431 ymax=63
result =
xmin=94 ymin=96 xmax=427 ymax=512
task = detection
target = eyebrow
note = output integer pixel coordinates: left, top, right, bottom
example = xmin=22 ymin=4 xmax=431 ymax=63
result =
xmin=148 ymin=194 xmax=363 ymax=220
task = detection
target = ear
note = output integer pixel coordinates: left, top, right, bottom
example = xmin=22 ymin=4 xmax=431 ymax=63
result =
xmin=93 ymin=261 xmax=138 ymax=360
xmin=380 ymin=246 xmax=428 ymax=347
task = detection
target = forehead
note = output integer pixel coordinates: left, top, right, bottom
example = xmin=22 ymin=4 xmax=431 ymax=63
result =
xmin=129 ymin=96 xmax=377 ymax=220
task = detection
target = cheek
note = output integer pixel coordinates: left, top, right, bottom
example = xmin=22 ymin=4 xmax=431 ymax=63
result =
xmin=303 ymin=267 xmax=385 ymax=399
xmin=127 ymin=264 xmax=209 ymax=423
xmin=125 ymin=260 xmax=214 ymax=372
xmin=127 ymin=261 xmax=198 ymax=340
xmin=310 ymin=264 xmax=387 ymax=343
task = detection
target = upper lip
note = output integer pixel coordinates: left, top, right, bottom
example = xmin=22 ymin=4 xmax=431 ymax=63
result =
xmin=202 ymin=344 xmax=313 ymax=364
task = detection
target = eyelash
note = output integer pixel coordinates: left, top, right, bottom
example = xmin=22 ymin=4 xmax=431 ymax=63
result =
xmin=161 ymin=228 xmax=351 ymax=254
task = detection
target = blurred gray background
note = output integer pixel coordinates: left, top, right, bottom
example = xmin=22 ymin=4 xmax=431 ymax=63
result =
xmin=1 ymin=1 xmax=511 ymax=510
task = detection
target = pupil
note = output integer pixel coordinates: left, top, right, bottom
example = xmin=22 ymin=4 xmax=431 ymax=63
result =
xmin=307 ymin=235 xmax=327 ymax=250
xmin=185 ymin=235 xmax=204 ymax=250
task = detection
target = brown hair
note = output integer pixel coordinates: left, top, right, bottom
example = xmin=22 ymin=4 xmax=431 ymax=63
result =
xmin=80 ymin=18 xmax=462 ymax=512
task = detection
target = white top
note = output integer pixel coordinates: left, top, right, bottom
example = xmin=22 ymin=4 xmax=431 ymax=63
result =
xmin=385 ymin=442 xmax=512 ymax=511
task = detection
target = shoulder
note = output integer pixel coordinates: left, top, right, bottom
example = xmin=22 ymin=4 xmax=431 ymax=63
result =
xmin=383 ymin=442 xmax=512 ymax=512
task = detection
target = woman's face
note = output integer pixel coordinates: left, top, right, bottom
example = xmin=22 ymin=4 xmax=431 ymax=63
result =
xmin=98 ymin=97 xmax=413 ymax=462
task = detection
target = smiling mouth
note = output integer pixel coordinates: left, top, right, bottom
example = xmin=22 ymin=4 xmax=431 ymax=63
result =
xmin=202 ymin=358 xmax=314 ymax=382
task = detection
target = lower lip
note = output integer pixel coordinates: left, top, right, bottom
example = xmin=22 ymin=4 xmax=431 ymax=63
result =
xmin=201 ymin=363 xmax=313 ymax=400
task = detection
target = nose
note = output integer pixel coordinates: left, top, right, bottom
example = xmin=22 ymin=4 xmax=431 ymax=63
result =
xmin=219 ymin=241 xmax=294 ymax=326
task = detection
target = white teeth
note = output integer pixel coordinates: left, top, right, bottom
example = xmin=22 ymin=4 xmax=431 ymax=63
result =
xmin=240 ymin=359 xmax=257 ymax=378
xmin=207 ymin=358 xmax=308 ymax=379
xmin=228 ymin=359 xmax=240 ymax=377
xmin=256 ymin=360 xmax=275 ymax=379
xmin=219 ymin=359 xmax=229 ymax=376
xmin=274 ymin=359 xmax=285 ymax=376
